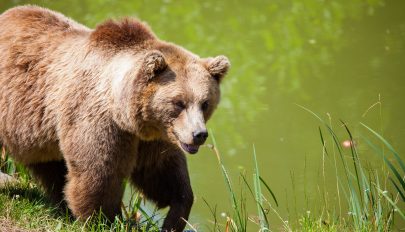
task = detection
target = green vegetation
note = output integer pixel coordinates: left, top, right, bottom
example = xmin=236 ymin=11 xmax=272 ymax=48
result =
xmin=199 ymin=121 xmax=403 ymax=231
xmin=0 ymin=180 xmax=159 ymax=231
xmin=0 ymin=115 xmax=403 ymax=231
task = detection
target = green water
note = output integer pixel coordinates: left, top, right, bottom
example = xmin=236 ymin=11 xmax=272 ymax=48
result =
xmin=1 ymin=0 xmax=405 ymax=230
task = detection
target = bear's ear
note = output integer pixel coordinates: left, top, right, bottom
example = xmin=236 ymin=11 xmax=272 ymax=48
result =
xmin=141 ymin=50 xmax=167 ymax=81
xmin=205 ymin=55 xmax=231 ymax=83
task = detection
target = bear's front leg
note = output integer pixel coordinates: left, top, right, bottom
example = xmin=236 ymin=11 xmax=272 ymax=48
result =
xmin=64 ymin=163 xmax=125 ymax=221
xmin=60 ymin=122 xmax=138 ymax=222
xmin=131 ymin=140 xmax=194 ymax=232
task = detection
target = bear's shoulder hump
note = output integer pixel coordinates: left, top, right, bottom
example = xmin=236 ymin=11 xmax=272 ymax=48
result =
xmin=90 ymin=18 xmax=156 ymax=50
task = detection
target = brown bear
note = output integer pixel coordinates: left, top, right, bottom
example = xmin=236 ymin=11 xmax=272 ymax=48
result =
xmin=0 ymin=5 xmax=230 ymax=232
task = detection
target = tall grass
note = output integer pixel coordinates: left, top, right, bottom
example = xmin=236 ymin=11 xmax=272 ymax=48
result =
xmin=296 ymin=106 xmax=404 ymax=231
xmin=206 ymin=133 xmax=282 ymax=232
xmin=202 ymin=108 xmax=404 ymax=231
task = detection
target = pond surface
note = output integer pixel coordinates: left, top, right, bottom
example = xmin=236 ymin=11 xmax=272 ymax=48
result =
xmin=1 ymin=0 xmax=405 ymax=230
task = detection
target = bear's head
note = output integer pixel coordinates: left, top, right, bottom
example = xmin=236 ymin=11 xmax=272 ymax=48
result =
xmin=141 ymin=45 xmax=230 ymax=154
xmin=97 ymin=19 xmax=230 ymax=154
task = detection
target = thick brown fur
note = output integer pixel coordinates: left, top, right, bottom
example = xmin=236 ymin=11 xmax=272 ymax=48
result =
xmin=0 ymin=5 xmax=230 ymax=232
xmin=90 ymin=18 xmax=155 ymax=50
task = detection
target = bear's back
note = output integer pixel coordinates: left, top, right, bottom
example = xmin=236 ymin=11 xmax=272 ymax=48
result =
xmin=0 ymin=6 xmax=90 ymax=161
xmin=0 ymin=5 xmax=89 ymax=34
xmin=0 ymin=6 xmax=90 ymax=74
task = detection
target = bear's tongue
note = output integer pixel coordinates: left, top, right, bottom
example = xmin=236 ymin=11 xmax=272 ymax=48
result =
xmin=181 ymin=143 xmax=199 ymax=154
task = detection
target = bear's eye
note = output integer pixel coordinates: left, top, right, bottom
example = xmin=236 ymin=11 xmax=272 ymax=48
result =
xmin=173 ymin=100 xmax=186 ymax=111
xmin=153 ymin=65 xmax=167 ymax=76
xmin=201 ymin=100 xmax=209 ymax=111
xmin=212 ymin=74 xmax=221 ymax=82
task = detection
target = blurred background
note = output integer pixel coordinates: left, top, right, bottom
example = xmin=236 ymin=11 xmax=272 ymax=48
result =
xmin=1 ymin=0 xmax=404 ymax=230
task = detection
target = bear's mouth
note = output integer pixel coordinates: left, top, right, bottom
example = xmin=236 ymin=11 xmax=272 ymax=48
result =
xmin=180 ymin=142 xmax=200 ymax=154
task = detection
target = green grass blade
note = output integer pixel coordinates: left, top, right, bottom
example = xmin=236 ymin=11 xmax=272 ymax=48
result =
xmin=258 ymin=204 xmax=270 ymax=230
xmin=297 ymin=104 xmax=349 ymax=175
xmin=389 ymin=177 xmax=405 ymax=202
xmin=341 ymin=120 xmax=364 ymax=207
xmin=376 ymin=187 xmax=405 ymax=220
xmin=348 ymin=180 xmax=363 ymax=229
xmin=259 ymin=176 xmax=278 ymax=207
xmin=383 ymin=157 xmax=405 ymax=193
xmin=240 ymin=173 xmax=254 ymax=198
xmin=202 ymin=198 xmax=219 ymax=231
xmin=210 ymin=130 xmax=244 ymax=230
xmin=137 ymin=207 xmax=159 ymax=229
xmin=253 ymin=145 xmax=269 ymax=230
xmin=361 ymin=123 xmax=405 ymax=172
xmin=375 ymin=174 xmax=383 ymax=229
xmin=319 ymin=127 xmax=329 ymax=157
xmin=221 ymin=164 xmax=243 ymax=228
xmin=362 ymin=135 xmax=405 ymax=195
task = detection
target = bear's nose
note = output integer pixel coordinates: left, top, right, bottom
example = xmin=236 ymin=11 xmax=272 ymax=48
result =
xmin=192 ymin=130 xmax=208 ymax=145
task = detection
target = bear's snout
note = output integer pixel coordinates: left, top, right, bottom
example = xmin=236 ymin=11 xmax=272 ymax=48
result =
xmin=192 ymin=130 xmax=208 ymax=145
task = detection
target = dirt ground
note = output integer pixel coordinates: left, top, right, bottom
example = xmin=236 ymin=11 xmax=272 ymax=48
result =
xmin=0 ymin=218 xmax=31 ymax=232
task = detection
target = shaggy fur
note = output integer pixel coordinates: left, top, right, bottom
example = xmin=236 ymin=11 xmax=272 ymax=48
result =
xmin=0 ymin=5 xmax=230 ymax=232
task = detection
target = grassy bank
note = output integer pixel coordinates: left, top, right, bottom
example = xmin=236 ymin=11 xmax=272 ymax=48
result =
xmin=0 ymin=180 xmax=160 ymax=232
xmin=0 ymin=117 xmax=404 ymax=231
